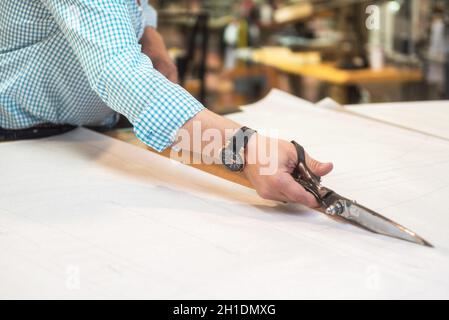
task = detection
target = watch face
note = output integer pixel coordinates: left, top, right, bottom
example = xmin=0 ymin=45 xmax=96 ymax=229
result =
xmin=221 ymin=148 xmax=244 ymax=172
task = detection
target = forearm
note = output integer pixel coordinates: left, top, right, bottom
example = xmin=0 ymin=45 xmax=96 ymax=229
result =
xmin=140 ymin=27 xmax=178 ymax=83
xmin=174 ymin=109 xmax=242 ymax=154
xmin=140 ymin=27 xmax=169 ymax=61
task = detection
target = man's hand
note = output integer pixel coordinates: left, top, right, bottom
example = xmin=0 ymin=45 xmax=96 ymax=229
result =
xmin=141 ymin=27 xmax=179 ymax=83
xmin=243 ymin=134 xmax=333 ymax=207
xmin=177 ymin=109 xmax=333 ymax=208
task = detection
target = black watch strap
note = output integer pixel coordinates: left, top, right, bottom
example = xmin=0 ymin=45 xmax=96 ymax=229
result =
xmin=229 ymin=126 xmax=257 ymax=153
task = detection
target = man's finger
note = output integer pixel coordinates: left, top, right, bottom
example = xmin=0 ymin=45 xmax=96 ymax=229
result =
xmin=305 ymin=153 xmax=333 ymax=177
xmin=258 ymin=188 xmax=289 ymax=203
xmin=280 ymin=174 xmax=319 ymax=207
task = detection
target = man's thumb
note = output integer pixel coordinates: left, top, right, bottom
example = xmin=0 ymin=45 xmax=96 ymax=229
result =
xmin=306 ymin=154 xmax=333 ymax=177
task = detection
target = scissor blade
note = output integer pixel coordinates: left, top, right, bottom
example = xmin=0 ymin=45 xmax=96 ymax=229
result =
xmin=339 ymin=200 xmax=433 ymax=247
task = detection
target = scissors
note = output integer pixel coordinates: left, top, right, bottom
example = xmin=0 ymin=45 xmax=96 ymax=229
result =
xmin=290 ymin=141 xmax=432 ymax=247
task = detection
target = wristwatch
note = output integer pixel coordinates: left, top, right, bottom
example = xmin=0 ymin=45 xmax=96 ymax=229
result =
xmin=220 ymin=126 xmax=257 ymax=172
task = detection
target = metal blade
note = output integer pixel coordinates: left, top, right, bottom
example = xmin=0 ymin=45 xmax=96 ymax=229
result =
xmin=337 ymin=200 xmax=433 ymax=247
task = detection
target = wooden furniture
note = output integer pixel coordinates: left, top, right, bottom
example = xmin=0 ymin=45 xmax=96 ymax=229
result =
xmin=105 ymin=128 xmax=252 ymax=189
xmin=248 ymin=47 xmax=423 ymax=104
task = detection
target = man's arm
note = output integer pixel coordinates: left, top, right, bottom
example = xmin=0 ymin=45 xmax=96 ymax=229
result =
xmin=138 ymin=2 xmax=178 ymax=83
xmin=140 ymin=27 xmax=178 ymax=83
xmin=41 ymin=0 xmax=333 ymax=206
xmin=42 ymin=0 xmax=203 ymax=151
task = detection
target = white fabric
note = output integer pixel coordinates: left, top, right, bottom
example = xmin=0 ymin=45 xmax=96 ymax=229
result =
xmin=345 ymin=99 xmax=449 ymax=141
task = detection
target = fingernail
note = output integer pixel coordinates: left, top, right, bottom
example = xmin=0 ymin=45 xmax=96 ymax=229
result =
xmin=320 ymin=162 xmax=332 ymax=170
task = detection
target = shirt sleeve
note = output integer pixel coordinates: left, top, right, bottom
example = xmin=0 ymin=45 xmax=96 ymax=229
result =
xmin=141 ymin=1 xmax=158 ymax=29
xmin=41 ymin=0 xmax=204 ymax=151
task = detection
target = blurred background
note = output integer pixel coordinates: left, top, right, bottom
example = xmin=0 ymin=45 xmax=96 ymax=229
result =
xmin=150 ymin=0 xmax=448 ymax=113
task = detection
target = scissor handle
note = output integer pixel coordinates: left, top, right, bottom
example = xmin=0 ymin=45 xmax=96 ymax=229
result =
xmin=290 ymin=141 xmax=323 ymax=201
xmin=291 ymin=141 xmax=341 ymax=209
xmin=291 ymin=141 xmax=321 ymax=184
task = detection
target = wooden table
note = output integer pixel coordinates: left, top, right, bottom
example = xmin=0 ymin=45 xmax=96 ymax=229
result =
xmin=249 ymin=47 xmax=423 ymax=104
xmin=105 ymin=128 xmax=252 ymax=189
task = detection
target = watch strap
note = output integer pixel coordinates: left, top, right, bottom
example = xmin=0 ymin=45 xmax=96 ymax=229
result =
xmin=229 ymin=126 xmax=256 ymax=154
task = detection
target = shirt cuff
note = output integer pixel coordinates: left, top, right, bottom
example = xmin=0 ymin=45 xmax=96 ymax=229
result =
xmin=133 ymin=82 xmax=205 ymax=152
xmin=97 ymin=45 xmax=204 ymax=152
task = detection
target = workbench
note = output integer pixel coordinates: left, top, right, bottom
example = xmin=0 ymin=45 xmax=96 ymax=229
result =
xmin=1 ymin=90 xmax=449 ymax=299
xmin=247 ymin=47 xmax=423 ymax=104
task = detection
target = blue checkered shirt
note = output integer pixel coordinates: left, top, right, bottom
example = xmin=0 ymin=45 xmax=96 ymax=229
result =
xmin=0 ymin=0 xmax=204 ymax=151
